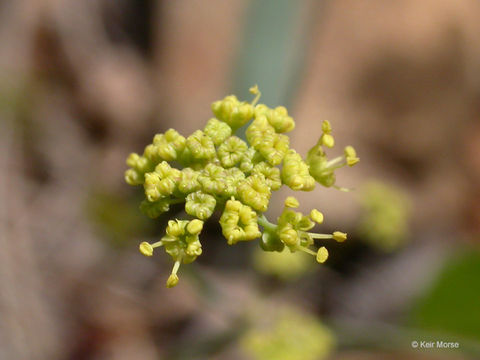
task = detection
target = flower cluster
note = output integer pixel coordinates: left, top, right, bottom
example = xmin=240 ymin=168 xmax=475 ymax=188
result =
xmin=125 ymin=86 xmax=359 ymax=287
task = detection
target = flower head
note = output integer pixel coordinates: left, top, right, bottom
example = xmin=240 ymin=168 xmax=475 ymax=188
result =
xmin=126 ymin=86 xmax=358 ymax=287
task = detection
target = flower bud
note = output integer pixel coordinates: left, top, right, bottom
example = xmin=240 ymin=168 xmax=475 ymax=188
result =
xmin=217 ymin=136 xmax=248 ymax=168
xmin=237 ymin=174 xmax=271 ymax=212
xmin=255 ymin=104 xmax=295 ymax=133
xmin=220 ymin=200 xmax=261 ymax=245
xmin=187 ymin=219 xmax=204 ymax=235
xmin=166 ymin=220 xmax=186 ymax=237
xmin=186 ymin=130 xmax=216 ymax=161
xmin=185 ymin=191 xmax=216 ymax=220
xmin=204 ymin=118 xmax=232 ymax=146
xmin=252 ymin=162 xmax=281 ymax=191
xmin=281 ymin=150 xmax=315 ymax=191
xmin=212 ymin=95 xmax=254 ymax=129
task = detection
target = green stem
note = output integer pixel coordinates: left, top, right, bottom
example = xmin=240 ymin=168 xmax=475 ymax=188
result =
xmin=251 ymin=90 xmax=261 ymax=106
xmin=297 ymin=245 xmax=316 ymax=256
xmin=151 ymin=240 xmax=163 ymax=248
xmin=325 ymin=156 xmax=346 ymax=169
xmin=169 ymin=198 xmax=185 ymax=205
xmin=258 ymin=214 xmax=277 ymax=233
xmin=307 ymin=232 xmax=333 ymax=240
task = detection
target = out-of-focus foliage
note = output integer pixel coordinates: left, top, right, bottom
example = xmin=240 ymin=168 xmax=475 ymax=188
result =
xmin=253 ymin=247 xmax=314 ymax=280
xmin=86 ymin=191 xmax=153 ymax=247
xmin=357 ymin=181 xmax=411 ymax=252
xmin=241 ymin=306 xmax=335 ymax=360
xmin=409 ymin=251 xmax=480 ymax=341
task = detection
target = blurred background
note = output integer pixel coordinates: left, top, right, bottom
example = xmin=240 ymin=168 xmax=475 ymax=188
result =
xmin=1 ymin=0 xmax=480 ymax=359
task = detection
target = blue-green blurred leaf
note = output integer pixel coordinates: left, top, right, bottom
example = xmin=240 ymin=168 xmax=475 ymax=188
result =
xmin=233 ymin=0 xmax=312 ymax=108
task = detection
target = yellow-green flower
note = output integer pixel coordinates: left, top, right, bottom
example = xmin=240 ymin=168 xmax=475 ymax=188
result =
xmin=239 ymin=147 xmax=262 ymax=173
xmin=143 ymin=161 xmax=181 ymax=202
xmin=177 ymin=167 xmax=200 ymax=194
xmin=151 ymin=129 xmax=186 ymax=161
xmin=246 ymin=115 xmax=275 ymax=148
xmin=306 ymin=123 xmax=359 ymax=189
xmin=237 ymin=174 xmax=271 ymax=212
xmin=223 ymin=167 xmax=246 ymax=198
xmin=186 ymin=130 xmax=216 ymax=161
xmin=281 ymin=150 xmax=315 ymax=191
xmin=203 ymin=118 xmax=232 ymax=146
xmin=220 ymin=199 xmax=261 ymax=245
xmin=185 ymin=191 xmax=216 ymax=220
xmin=246 ymin=116 xmax=290 ymax=166
xmin=255 ymin=104 xmax=295 ymax=133
xmin=212 ymin=95 xmax=254 ymax=129
xmin=252 ymin=162 xmax=282 ymax=191
xmin=198 ymin=163 xmax=227 ymax=195
xmin=217 ymin=136 xmax=248 ymax=168
xmin=125 ymin=153 xmax=154 ymax=185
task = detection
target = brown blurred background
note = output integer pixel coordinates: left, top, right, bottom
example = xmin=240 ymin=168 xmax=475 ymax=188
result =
xmin=1 ymin=0 xmax=480 ymax=359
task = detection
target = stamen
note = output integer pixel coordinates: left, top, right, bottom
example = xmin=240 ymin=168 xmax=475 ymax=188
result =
xmin=307 ymin=233 xmax=334 ymax=240
xmin=333 ymin=185 xmax=351 ymax=192
xmin=297 ymin=245 xmax=316 ymax=256
xmin=325 ymin=156 xmax=346 ymax=170
xmin=166 ymin=259 xmax=181 ymax=288
xmin=249 ymin=85 xmax=261 ymax=106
